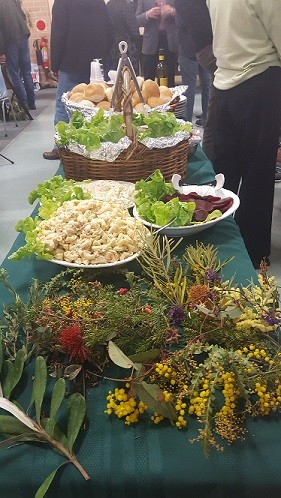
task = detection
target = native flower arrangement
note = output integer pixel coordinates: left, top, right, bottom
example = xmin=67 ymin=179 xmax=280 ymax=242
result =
xmin=0 ymin=238 xmax=281 ymax=493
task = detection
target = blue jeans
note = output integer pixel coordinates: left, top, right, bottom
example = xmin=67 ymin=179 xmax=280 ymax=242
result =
xmin=179 ymin=54 xmax=198 ymax=122
xmin=54 ymin=70 xmax=90 ymax=125
xmin=179 ymin=53 xmax=212 ymax=124
xmin=6 ymin=35 xmax=35 ymax=109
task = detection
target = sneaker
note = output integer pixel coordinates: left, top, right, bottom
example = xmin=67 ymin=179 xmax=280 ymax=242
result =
xmin=43 ymin=148 xmax=60 ymax=160
xmin=29 ymin=104 xmax=37 ymax=110
xmin=275 ymin=164 xmax=281 ymax=182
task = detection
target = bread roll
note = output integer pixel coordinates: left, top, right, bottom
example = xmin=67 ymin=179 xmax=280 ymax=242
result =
xmin=159 ymin=96 xmax=171 ymax=104
xmin=71 ymin=83 xmax=87 ymax=94
xmin=132 ymin=91 xmax=141 ymax=107
xmin=147 ymin=96 xmax=166 ymax=108
xmin=142 ymin=79 xmax=160 ymax=98
xmin=69 ymin=92 xmax=85 ymax=102
xmin=159 ymin=86 xmax=173 ymax=98
xmin=104 ymin=86 xmax=114 ymax=102
xmin=97 ymin=100 xmax=111 ymax=110
xmin=80 ymin=99 xmax=96 ymax=108
xmin=84 ymin=83 xmax=105 ymax=103
xmin=134 ymin=102 xmax=151 ymax=112
xmin=141 ymin=91 xmax=149 ymax=103
xmin=136 ymin=76 xmax=144 ymax=89
xmin=130 ymin=80 xmax=136 ymax=93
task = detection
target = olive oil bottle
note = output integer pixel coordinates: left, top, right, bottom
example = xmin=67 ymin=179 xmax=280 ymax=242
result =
xmin=156 ymin=48 xmax=168 ymax=86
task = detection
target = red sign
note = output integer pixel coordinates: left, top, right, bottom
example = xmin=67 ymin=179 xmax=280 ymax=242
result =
xmin=36 ymin=20 xmax=46 ymax=31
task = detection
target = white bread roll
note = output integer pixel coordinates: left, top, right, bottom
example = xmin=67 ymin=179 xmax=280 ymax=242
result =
xmin=84 ymin=83 xmax=105 ymax=103
xmin=142 ymin=79 xmax=160 ymax=98
xmin=147 ymin=96 xmax=167 ymax=108
xmin=80 ymin=99 xmax=96 ymax=108
xmin=69 ymin=92 xmax=85 ymax=102
xmin=159 ymin=86 xmax=173 ymax=98
xmin=96 ymin=100 xmax=111 ymax=110
xmin=134 ymin=102 xmax=151 ymax=112
xmin=70 ymin=83 xmax=87 ymax=94
xmin=104 ymin=86 xmax=114 ymax=102
xmin=136 ymin=76 xmax=144 ymax=89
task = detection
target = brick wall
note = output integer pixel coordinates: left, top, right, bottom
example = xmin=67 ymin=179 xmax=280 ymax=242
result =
xmin=22 ymin=0 xmax=52 ymax=64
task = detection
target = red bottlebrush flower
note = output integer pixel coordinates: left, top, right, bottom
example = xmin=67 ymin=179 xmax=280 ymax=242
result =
xmin=117 ymin=288 xmax=128 ymax=295
xmin=143 ymin=305 xmax=152 ymax=314
xmin=59 ymin=323 xmax=90 ymax=362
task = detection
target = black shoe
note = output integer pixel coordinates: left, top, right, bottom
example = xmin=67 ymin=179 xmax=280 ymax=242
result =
xmin=195 ymin=118 xmax=205 ymax=127
xmin=196 ymin=113 xmax=203 ymax=119
xmin=29 ymin=104 xmax=36 ymax=110
xmin=251 ymin=256 xmax=270 ymax=270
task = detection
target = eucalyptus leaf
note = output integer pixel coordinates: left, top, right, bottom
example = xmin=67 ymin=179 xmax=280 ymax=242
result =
xmin=0 ymin=433 xmax=45 ymax=447
xmin=49 ymin=378 xmax=66 ymax=421
xmin=0 ymin=338 xmax=3 ymax=373
xmin=7 ymin=349 xmax=26 ymax=397
xmin=134 ymin=381 xmax=177 ymax=421
xmin=64 ymin=364 xmax=82 ymax=381
xmin=129 ymin=349 xmax=160 ymax=363
xmin=35 ymin=463 xmax=68 ymax=498
xmin=32 ymin=356 xmax=47 ymax=423
xmin=0 ymin=397 xmax=40 ymax=432
xmin=108 ymin=341 xmax=135 ymax=369
xmin=66 ymin=393 xmax=86 ymax=453
xmin=41 ymin=417 xmax=68 ymax=448
xmin=1 ymin=360 xmax=14 ymax=399
xmin=0 ymin=414 xmax=29 ymax=434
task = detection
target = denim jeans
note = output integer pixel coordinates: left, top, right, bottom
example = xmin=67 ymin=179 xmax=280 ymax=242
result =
xmin=54 ymin=70 xmax=90 ymax=126
xmin=179 ymin=54 xmax=198 ymax=122
xmin=6 ymin=35 xmax=35 ymax=109
xmin=179 ymin=53 xmax=212 ymax=124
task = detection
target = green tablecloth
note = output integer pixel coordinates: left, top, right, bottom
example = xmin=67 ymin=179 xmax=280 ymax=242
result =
xmin=2 ymin=148 xmax=280 ymax=498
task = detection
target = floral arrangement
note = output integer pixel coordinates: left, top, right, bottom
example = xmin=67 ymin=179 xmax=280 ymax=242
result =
xmin=0 ymin=238 xmax=281 ymax=493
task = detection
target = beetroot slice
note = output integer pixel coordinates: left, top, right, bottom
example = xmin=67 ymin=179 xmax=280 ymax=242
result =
xmin=193 ymin=209 xmax=208 ymax=222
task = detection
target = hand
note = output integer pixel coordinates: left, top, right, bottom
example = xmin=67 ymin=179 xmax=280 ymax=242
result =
xmin=146 ymin=6 xmax=161 ymax=19
xmin=161 ymin=5 xmax=175 ymax=17
xmin=0 ymin=54 xmax=6 ymax=64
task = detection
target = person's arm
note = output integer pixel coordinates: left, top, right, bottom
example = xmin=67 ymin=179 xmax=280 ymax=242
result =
xmin=255 ymin=0 xmax=281 ymax=60
xmin=136 ymin=0 xmax=160 ymax=28
xmin=50 ymin=0 xmax=69 ymax=73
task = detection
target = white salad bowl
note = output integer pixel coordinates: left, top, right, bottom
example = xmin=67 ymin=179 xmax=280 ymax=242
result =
xmin=133 ymin=185 xmax=240 ymax=237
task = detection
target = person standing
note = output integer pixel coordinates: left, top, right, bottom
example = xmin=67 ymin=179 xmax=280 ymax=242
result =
xmin=206 ymin=0 xmax=281 ymax=269
xmin=136 ymin=0 xmax=178 ymax=87
xmin=106 ymin=0 xmax=140 ymax=76
xmin=176 ymin=12 xmax=211 ymax=125
xmin=43 ymin=0 xmax=113 ymax=160
xmin=0 ymin=0 xmax=36 ymax=112
xmin=175 ymin=0 xmax=216 ymax=161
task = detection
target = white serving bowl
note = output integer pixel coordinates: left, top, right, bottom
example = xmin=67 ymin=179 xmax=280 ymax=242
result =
xmin=132 ymin=186 xmax=240 ymax=237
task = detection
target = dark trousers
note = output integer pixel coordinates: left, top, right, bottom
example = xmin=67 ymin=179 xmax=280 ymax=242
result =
xmin=143 ymin=32 xmax=176 ymax=87
xmin=213 ymin=66 xmax=281 ymax=262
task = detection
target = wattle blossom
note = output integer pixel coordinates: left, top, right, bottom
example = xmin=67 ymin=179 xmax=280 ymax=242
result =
xmin=59 ymin=323 xmax=90 ymax=362
xmin=166 ymin=306 xmax=186 ymax=325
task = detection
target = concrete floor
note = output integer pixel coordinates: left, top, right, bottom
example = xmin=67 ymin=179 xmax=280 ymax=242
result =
xmin=0 ymin=88 xmax=280 ymax=288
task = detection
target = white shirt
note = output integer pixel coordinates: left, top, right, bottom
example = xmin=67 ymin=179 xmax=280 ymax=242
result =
xmin=206 ymin=0 xmax=281 ymax=90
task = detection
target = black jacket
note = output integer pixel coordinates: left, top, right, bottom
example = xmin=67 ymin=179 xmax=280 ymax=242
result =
xmin=0 ymin=0 xmax=30 ymax=54
xmin=50 ymin=0 xmax=114 ymax=74
xmin=174 ymin=0 xmax=212 ymax=53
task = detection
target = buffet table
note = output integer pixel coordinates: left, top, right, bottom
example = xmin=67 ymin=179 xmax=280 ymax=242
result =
xmin=1 ymin=147 xmax=281 ymax=498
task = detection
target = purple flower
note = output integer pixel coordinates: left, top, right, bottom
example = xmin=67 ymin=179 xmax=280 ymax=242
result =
xmin=262 ymin=308 xmax=281 ymax=327
xmin=205 ymin=268 xmax=221 ymax=284
xmin=167 ymin=306 xmax=186 ymax=325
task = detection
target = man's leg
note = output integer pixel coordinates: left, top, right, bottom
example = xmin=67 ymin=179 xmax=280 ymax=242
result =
xmin=198 ymin=64 xmax=212 ymax=126
xmin=43 ymin=70 xmax=90 ymax=159
xmin=6 ymin=39 xmax=29 ymax=108
xmin=18 ymin=35 xmax=36 ymax=109
xmin=178 ymin=53 xmax=198 ymax=122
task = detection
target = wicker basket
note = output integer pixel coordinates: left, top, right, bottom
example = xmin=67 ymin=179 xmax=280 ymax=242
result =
xmin=59 ymin=139 xmax=189 ymax=182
